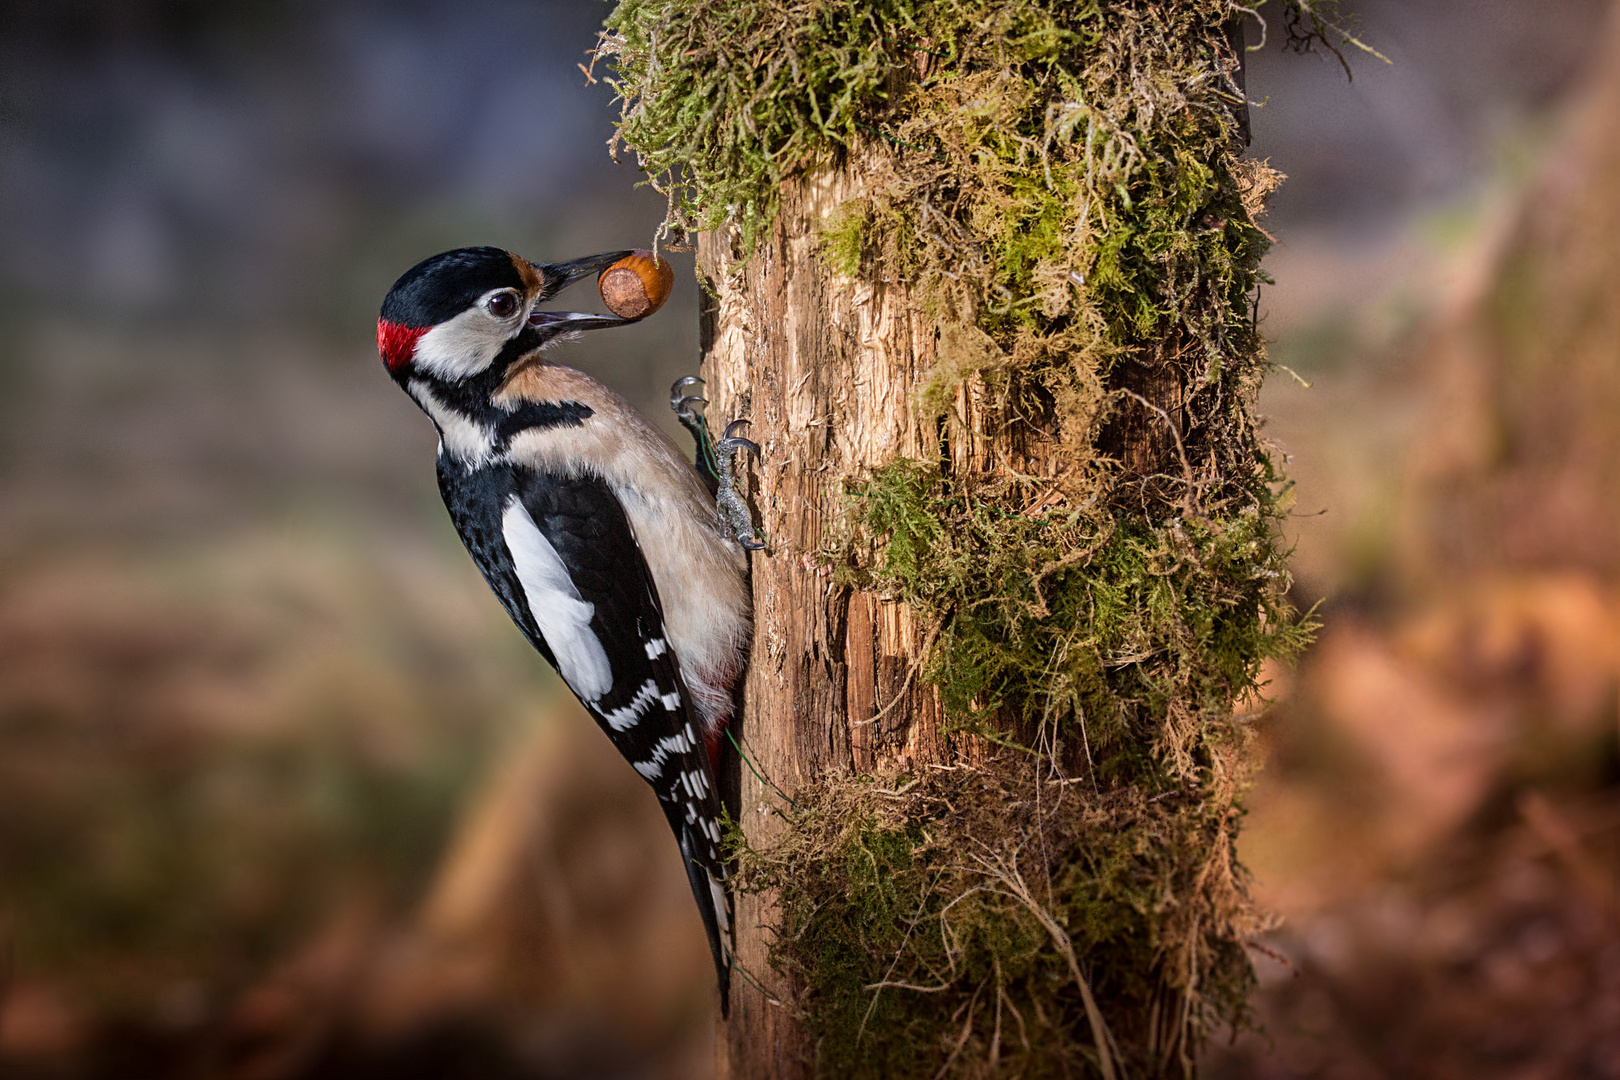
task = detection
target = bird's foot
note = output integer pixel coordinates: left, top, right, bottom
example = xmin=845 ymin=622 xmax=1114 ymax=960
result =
xmin=717 ymin=420 xmax=765 ymax=552
xmin=671 ymin=375 xmax=707 ymax=431
xmin=670 ymin=376 xmax=720 ymax=490
xmin=670 ymin=378 xmax=762 ymax=551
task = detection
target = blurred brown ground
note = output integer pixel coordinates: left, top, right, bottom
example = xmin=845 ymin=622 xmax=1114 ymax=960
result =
xmin=1209 ymin=3 xmax=1620 ymax=1076
xmin=3 ymin=1 xmax=1620 ymax=1077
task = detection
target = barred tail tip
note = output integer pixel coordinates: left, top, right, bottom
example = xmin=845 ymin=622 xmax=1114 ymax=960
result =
xmin=679 ymin=822 xmax=733 ymax=1014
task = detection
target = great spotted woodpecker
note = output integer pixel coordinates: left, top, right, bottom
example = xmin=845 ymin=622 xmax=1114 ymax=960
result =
xmin=376 ymin=246 xmax=756 ymax=1008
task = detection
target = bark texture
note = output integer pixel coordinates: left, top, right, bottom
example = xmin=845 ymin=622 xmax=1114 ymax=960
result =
xmin=700 ymin=167 xmax=1082 ymax=1079
xmin=700 ymin=170 xmax=954 ymax=1078
xmin=596 ymin=5 xmax=1311 ymax=1075
xmin=696 ymin=170 xmax=946 ymax=1080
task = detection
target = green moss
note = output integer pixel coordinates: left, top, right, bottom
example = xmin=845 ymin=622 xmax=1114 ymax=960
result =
xmin=840 ymin=462 xmax=1313 ymax=777
xmin=602 ymin=0 xmax=905 ymax=250
xmin=735 ymin=761 xmax=1266 ymax=1079
xmin=818 ymin=197 xmax=871 ymax=278
xmin=601 ymin=0 xmax=1348 ymax=1073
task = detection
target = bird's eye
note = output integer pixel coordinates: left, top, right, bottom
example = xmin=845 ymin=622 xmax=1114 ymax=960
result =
xmin=485 ymin=291 xmax=520 ymax=319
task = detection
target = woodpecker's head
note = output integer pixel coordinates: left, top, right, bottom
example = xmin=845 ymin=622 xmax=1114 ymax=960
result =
xmin=377 ymin=246 xmax=633 ymax=387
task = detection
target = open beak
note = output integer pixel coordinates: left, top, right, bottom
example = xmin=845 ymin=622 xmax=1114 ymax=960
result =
xmin=526 ymin=309 xmax=628 ymax=333
xmin=526 ymin=249 xmax=636 ymax=334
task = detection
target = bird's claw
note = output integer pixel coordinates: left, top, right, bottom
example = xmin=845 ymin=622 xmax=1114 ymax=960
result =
xmin=669 ymin=379 xmax=764 ymax=551
xmin=671 ymin=375 xmax=706 ymax=406
xmin=719 ymin=419 xmax=760 ymax=461
xmin=670 ymin=376 xmax=708 ymax=427
xmin=716 ymin=419 xmax=765 ymax=552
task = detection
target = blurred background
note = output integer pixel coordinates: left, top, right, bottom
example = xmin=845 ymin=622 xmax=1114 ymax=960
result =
xmin=0 ymin=0 xmax=1617 ymax=1076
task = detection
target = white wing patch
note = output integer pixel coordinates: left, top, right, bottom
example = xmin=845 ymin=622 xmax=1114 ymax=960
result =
xmin=501 ymin=497 xmax=613 ymax=701
xmin=680 ymin=769 xmax=711 ymax=798
xmin=633 ymin=729 xmax=696 ymax=781
xmin=708 ymin=868 xmax=731 ymax=940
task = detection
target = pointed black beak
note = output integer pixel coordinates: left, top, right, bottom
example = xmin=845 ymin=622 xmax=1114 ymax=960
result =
xmin=526 ymin=249 xmax=637 ymax=335
xmin=533 ymin=249 xmax=635 ymax=298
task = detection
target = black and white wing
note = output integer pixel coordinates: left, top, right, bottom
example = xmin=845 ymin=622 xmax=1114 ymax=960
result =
xmin=476 ymin=465 xmax=731 ymax=1003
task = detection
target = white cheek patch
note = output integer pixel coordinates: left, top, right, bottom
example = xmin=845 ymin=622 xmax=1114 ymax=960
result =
xmin=413 ymin=306 xmax=517 ymax=380
xmin=501 ymin=497 xmax=614 ymax=701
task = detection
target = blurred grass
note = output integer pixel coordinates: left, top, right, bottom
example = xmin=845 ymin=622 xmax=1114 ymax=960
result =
xmin=0 ymin=528 xmax=554 ymax=1003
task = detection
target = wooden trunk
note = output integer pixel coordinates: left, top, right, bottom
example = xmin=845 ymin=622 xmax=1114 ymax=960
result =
xmin=700 ymin=164 xmax=1084 ymax=1078
xmin=700 ymin=167 xmax=931 ymax=1078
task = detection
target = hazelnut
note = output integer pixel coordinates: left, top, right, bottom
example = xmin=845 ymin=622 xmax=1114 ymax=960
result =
xmin=598 ymin=250 xmax=674 ymax=320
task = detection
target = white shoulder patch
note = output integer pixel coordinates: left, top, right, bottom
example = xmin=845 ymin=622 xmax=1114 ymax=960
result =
xmin=501 ymin=497 xmax=613 ymax=701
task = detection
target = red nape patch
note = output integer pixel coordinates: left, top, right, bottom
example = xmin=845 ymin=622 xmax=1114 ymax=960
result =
xmin=377 ymin=318 xmax=427 ymax=372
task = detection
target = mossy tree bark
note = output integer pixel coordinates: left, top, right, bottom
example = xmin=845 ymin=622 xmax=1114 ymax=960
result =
xmin=598 ymin=3 xmax=1336 ymax=1076
xmin=697 ymin=159 xmax=1235 ymax=1078
xmin=700 ymin=167 xmax=974 ymax=1077
xmin=699 ymin=168 xmax=1192 ymax=1078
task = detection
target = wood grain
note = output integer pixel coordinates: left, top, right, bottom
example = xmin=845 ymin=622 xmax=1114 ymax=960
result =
xmin=700 ymin=168 xmax=979 ymax=1079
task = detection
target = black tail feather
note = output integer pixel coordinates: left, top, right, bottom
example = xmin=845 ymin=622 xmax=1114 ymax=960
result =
xmin=671 ymin=811 xmax=732 ymax=1015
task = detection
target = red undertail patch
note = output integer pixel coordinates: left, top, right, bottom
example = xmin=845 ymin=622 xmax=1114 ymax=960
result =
xmin=705 ymin=721 xmax=725 ymax=775
xmin=377 ymin=318 xmax=427 ymax=372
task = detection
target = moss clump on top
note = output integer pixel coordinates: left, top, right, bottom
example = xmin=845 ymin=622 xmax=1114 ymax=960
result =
xmin=600 ymin=0 xmax=1350 ymax=1074
xmin=600 ymin=0 xmax=1364 ymax=260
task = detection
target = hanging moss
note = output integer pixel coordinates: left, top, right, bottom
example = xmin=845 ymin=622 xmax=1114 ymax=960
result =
xmin=732 ymin=761 xmax=1266 ymax=1079
xmin=600 ymin=1 xmax=1355 ymax=1075
xmin=839 ymin=460 xmax=1313 ymax=777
